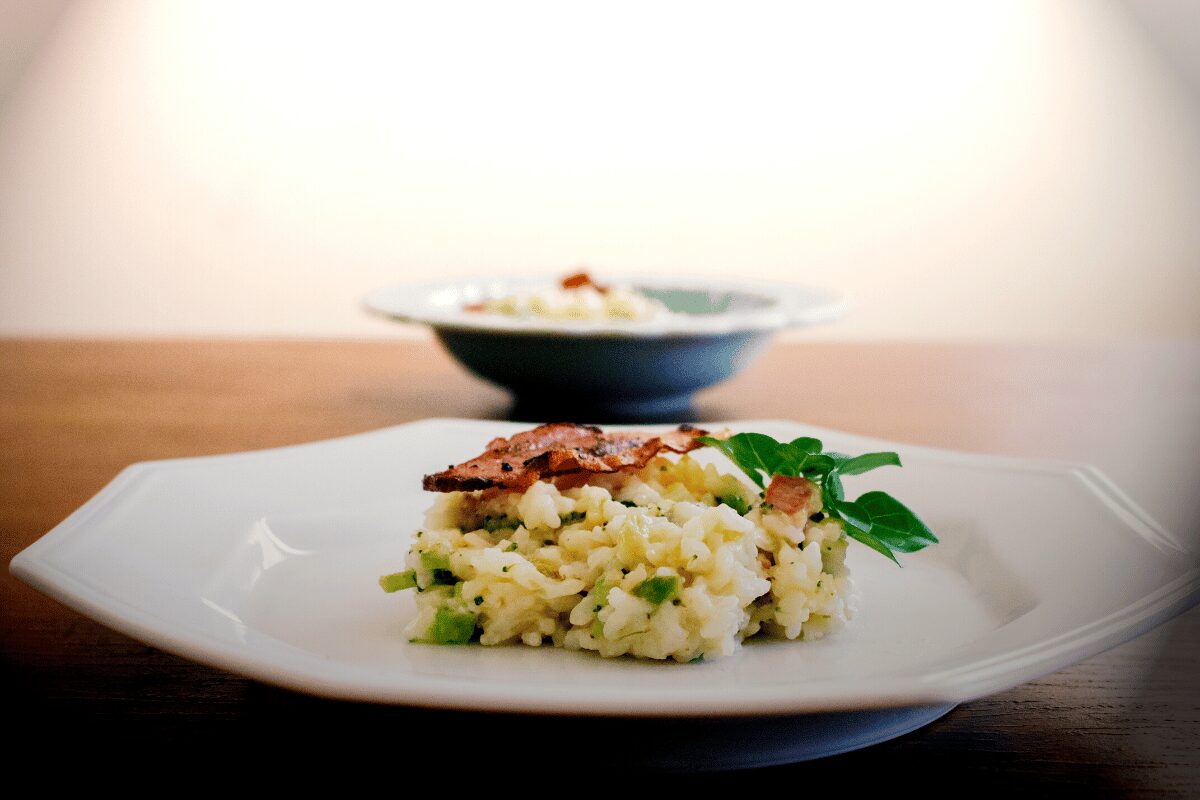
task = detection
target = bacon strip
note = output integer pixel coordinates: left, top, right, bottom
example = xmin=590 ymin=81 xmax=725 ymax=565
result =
xmin=764 ymin=474 xmax=817 ymax=516
xmin=559 ymin=271 xmax=608 ymax=293
xmin=422 ymin=422 xmax=708 ymax=492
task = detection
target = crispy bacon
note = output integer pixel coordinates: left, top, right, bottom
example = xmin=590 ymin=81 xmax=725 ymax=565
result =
xmin=559 ymin=271 xmax=608 ymax=293
xmin=422 ymin=422 xmax=708 ymax=493
xmin=764 ymin=474 xmax=817 ymax=516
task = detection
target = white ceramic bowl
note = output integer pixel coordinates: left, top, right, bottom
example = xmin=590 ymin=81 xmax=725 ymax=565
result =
xmin=364 ymin=276 xmax=847 ymax=419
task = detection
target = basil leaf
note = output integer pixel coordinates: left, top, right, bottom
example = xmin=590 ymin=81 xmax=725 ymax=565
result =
xmin=697 ymin=436 xmax=760 ymax=487
xmin=796 ymin=452 xmax=836 ymax=478
xmin=700 ymin=434 xmax=832 ymax=482
xmin=840 ymin=521 xmax=900 ymax=565
xmin=826 ymin=452 xmax=850 ymax=467
xmin=854 ymin=491 xmax=938 ymax=552
xmin=832 ymin=499 xmax=872 ymax=534
xmin=837 ymin=452 xmax=902 ymax=475
xmin=825 ymin=471 xmax=845 ymax=503
xmin=697 ymin=434 xmax=786 ymax=488
xmin=698 ymin=430 xmax=936 ymax=566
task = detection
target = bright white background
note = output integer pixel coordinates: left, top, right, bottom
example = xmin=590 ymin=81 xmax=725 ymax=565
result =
xmin=0 ymin=0 xmax=1197 ymax=340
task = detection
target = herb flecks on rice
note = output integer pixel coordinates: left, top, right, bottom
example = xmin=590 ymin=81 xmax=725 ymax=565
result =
xmin=382 ymin=425 xmax=938 ymax=662
xmin=386 ymin=453 xmax=854 ymax=662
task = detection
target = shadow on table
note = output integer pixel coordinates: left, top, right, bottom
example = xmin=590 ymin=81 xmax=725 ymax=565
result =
xmin=0 ymin=652 xmax=1152 ymax=793
xmin=203 ymin=685 xmax=1150 ymax=789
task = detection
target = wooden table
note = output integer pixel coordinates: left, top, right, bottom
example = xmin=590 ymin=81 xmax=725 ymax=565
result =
xmin=2 ymin=339 xmax=1197 ymax=788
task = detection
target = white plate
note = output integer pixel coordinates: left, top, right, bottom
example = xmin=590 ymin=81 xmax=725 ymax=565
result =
xmin=362 ymin=276 xmax=847 ymax=337
xmin=11 ymin=419 xmax=1199 ymax=722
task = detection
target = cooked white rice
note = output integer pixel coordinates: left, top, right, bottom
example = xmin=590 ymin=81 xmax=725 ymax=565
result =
xmin=396 ymin=454 xmax=854 ymax=661
xmin=482 ymin=284 xmax=665 ymax=321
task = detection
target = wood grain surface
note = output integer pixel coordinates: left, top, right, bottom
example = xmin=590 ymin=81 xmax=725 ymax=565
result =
xmin=1 ymin=339 xmax=1197 ymax=789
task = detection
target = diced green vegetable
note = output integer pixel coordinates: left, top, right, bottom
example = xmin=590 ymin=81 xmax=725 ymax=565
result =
xmin=428 ymin=607 xmax=477 ymax=644
xmin=592 ymin=577 xmax=611 ymax=609
xmin=559 ymin=511 xmax=587 ymax=525
xmin=503 ymin=542 xmax=518 ymax=552
xmin=419 ymin=551 xmax=457 ymax=585
xmin=591 ymin=619 xmax=605 ymax=639
xmin=420 ymin=551 xmax=450 ymax=571
xmin=632 ymin=575 xmax=681 ymax=605
xmin=481 ymin=515 xmax=522 ymax=533
xmin=716 ymin=493 xmax=750 ymax=515
xmin=378 ymin=570 xmax=418 ymax=593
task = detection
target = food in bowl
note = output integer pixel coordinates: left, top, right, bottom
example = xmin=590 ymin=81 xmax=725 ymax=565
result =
xmin=379 ymin=423 xmax=936 ymax=662
xmin=465 ymin=271 xmax=667 ymax=322
xmin=363 ymin=276 xmax=848 ymax=419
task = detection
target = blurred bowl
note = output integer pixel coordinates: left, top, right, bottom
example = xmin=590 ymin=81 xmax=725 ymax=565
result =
xmin=363 ymin=276 xmax=846 ymax=420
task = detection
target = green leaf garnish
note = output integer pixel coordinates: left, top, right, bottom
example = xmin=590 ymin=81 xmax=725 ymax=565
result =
xmin=699 ymin=432 xmax=937 ymax=565
xmin=854 ymin=491 xmax=938 ymax=552
xmin=789 ymin=437 xmax=823 ymax=454
xmin=696 ymin=433 xmax=786 ymax=488
xmin=824 ymin=471 xmax=845 ymax=503
xmin=840 ymin=522 xmax=901 ymax=565
xmin=833 ymin=499 xmax=871 ymax=533
xmin=835 ymin=451 xmax=903 ymax=475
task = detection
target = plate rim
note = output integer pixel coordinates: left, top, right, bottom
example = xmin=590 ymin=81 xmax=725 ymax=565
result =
xmin=11 ymin=418 xmax=1200 ymax=717
xmin=361 ymin=276 xmax=849 ymax=338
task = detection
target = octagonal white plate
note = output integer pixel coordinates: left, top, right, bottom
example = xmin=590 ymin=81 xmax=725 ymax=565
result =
xmin=10 ymin=419 xmax=1199 ymax=763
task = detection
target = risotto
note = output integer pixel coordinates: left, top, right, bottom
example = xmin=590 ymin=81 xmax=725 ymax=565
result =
xmin=466 ymin=271 xmax=668 ymax=322
xmin=382 ymin=453 xmax=854 ymax=662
